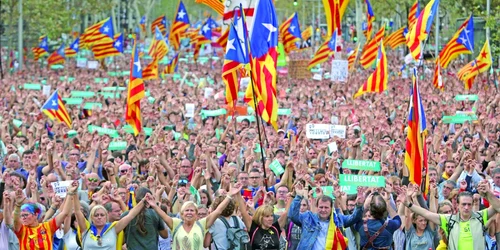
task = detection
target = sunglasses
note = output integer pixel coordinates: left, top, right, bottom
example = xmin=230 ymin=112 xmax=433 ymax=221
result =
xmin=178 ymin=179 xmax=188 ymax=185
xmin=20 ymin=213 xmax=32 ymax=218
xmin=120 ymin=169 xmax=129 ymax=174
xmin=87 ymin=178 xmax=99 ymax=183
xmin=97 ymin=236 xmax=102 ymax=246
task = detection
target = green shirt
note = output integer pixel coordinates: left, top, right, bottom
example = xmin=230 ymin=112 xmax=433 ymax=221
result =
xmin=439 ymin=210 xmax=488 ymax=250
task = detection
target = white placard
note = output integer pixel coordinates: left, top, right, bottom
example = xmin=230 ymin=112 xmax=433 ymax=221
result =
xmin=328 ymin=142 xmax=338 ymax=153
xmin=330 ymin=60 xmax=348 ymax=82
xmin=51 ymin=181 xmax=72 ymax=198
xmin=306 ymin=124 xmax=331 ymax=139
xmin=204 ymin=88 xmax=214 ymax=99
xmin=87 ymin=61 xmax=98 ymax=69
xmin=42 ymin=85 xmax=51 ymax=97
xmin=404 ymin=54 xmax=414 ymax=65
xmin=438 ymin=74 xmax=443 ymax=87
xmin=240 ymin=77 xmax=250 ymax=90
xmin=313 ymin=73 xmax=322 ymax=81
xmin=76 ymin=59 xmax=87 ymax=68
xmin=401 ymin=69 xmax=408 ymax=79
xmin=330 ymin=125 xmax=347 ymax=139
xmin=185 ymin=103 xmax=195 ymax=118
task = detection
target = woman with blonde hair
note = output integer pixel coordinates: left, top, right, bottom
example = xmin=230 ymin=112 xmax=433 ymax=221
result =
xmin=73 ymin=183 xmax=147 ymax=249
xmin=145 ymin=183 xmax=243 ymax=250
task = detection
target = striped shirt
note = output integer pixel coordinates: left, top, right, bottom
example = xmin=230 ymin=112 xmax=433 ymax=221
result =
xmin=15 ymin=218 xmax=58 ymax=250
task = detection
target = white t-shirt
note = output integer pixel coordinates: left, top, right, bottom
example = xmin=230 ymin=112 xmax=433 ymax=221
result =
xmin=208 ymin=216 xmax=247 ymax=250
xmin=63 ymin=229 xmax=81 ymax=250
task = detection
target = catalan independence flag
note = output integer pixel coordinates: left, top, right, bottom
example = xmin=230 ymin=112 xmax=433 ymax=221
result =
xmin=32 ymin=36 xmax=49 ymax=61
xmin=148 ymin=27 xmax=169 ymax=61
xmin=354 ymin=40 xmax=388 ymax=98
xmin=223 ymin=21 xmax=249 ymax=108
xmin=360 ymin=26 xmax=385 ymax=68
xmin=195 ymin=0 xmax=224 ymax=15
xmin=163 ymin=53 xmax=179 ymax=75
xmin=169 ymin=1 xmax=190 ymax=51
xmin=384 ymin=27 xmax=407 ymax=49
xmin=404 ymin=68 xmax=427 ymax=186
xmin=47 ymin=44 xmax=66 ymax=67
xmin=41 ymin=90 xmax=72 ymax=128
xmin=139 ymin=16 xmax=146 ymax=34
xmin=217 ymin=28 xmax=229 ymax=48
xmin=143 ymin=60 xmax=159 ymax=80
xmin=194 ymin=17 xmax=214 ymax=62
xmin=151 ymin=15 xmax=167 ymax=35
xmin=125 ymin=37 xmax=146 ymax=136
xmin=325 ymin=211 xmax=348 ymax=250
xmin=323 ymin=0 xmax=348 ymax=37
xmin=406 ymin=0 xmax=440 ymax=60
xmin=364 ymin=0 xmax=375 ymax=39
xmin=92 ymin=33 xmax=123 ymax=60
xmin=65 ymin=38 xmax=79 ymax=57
xmin=457 ymin=39 xmax=492 ymax=90
xmin=280 ymin=13 xmax=302 ymax=54
xmin=80 ymin=18 xmax=114 ymax=48
xmin=347 ymin=43 xmax=360 ymax=71
xmin=408 ymin=0 xmax=419 ymax=27
xmin=298 ymin=26 xmax=313 ymax=51
xmin=439 ymin=15 xmax=474 ymax=69
xmin=244 ymin=0 xmax=279 ymax=130
xmin=307 ymin=29 xmax=339 ymax=70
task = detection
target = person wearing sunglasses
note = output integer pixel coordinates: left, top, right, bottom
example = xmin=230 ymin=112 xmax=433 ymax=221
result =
xmin=3 ymin=183 xmax=75 ymax=250
xmin=73 ymin=181 xmax=147 ymax=250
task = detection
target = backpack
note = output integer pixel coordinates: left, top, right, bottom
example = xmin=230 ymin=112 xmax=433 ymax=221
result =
xmin=446 ymin=212 xmax=489 ymax=250
xmin=217 ymin=216 xmax=250 ymax=250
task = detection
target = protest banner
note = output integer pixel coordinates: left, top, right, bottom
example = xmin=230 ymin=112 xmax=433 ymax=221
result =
xmin=330 ymin=60 xmax=348 ymax=82
xmin=108 ymin=141 xmax=128 ymax=151
xmin=269 ymin=159 xmax=285 ymax=176
xmin=42 ymin=85 xmax=51 ymax=96
xmin=313 ymin=186 xmax=335 ymax=198
xmin=185 ymin=103 xmax=196 ymax=118
xmin=329 ymin=125 xmax=346 ymax=138
xmin=454 ymin=94 xmax=479 ymax=101
xmin=51 ymin=181 xmax=73 ymax=198
xmin=87 ymin=61 xmax=98 ymax=69
xmin=342 ymin=159 xmax=381 ymax=171
xmin=88 ymin=125 xmax=119 ymax=138
xmin=62 ymin=98 xmax=83 ymax=105
xmin=24 ymin=83 xmax=41 ymax=90
xmin=71 ymin=91 xmax=95 ymax=98
xmin=339 ymin=174 xmax=385 ymax=187
xmin=306 ymin=124 xmax=330 ymax=139
xmin=76 ymin=58 xmax=87 ymax=68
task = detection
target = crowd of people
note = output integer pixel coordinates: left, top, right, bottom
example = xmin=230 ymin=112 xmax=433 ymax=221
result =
xmin=0 ymin=38 xmax=499 ymax=250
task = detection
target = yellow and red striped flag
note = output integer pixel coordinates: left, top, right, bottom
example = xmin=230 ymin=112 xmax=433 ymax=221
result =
xmin=92 ymin=33 xmax=123 ymax=60
xmin=439 ymin=15 xmax=474 ymax=69
xmin=143 ymin=60 xmax=159 ymax=80
xmin=307 ymin=29 xmax=339 ymax=70
xmin=151 ymin=15 xmax=167 ymax=35
xmin=354 ymin=40 xmax=388 ymax=98
xmin=360 ymin=26 xmax=385 ymax=69
xmin=65 ymin=38 xmax=79 ymax=58
xmin=458 ymin=39 xmax=492 ymax=90
xmin=32 ymin=36 xmax=49 ymax=61
xmin=125 ymin=38 xmax=146 ymax=136
xmin=279 ymin=13 xmax=302 ymax=54
xmin=347 ymin=43 xmax=360 ymax=71
xmin=323 ymin=0 xmax=348 ymax=37
xmin=163 ymin=53 xmax=179 ymax=75
xmin=41 ymin=90 xmax=72 ymax=128
xmin=408 ymin=0 xmax=419 ymax=27
xmin=217 ymin=28 xmax=229 ymax=48
xmin=406 ymin=0 xmax=440 ymax=60
xmin=195 ymin=0 xmax=224 ymax=15
xmin=432 ymin=58 xmax=443 ymax=90
xmin=325 ymin=210 xmax=348 ymax=250
xmin=148 ymin=27 xmax=169 ymax=61
xmin=169 ymin=1 xmax=190 ymax=50
xmin=363 ymin=0 xmax=375 ymax=39
xmin=47 ymin=44 xmax=66 ymax=67
xmin=384 ymin=27 xmax=406 ymax=49
xmin=405 ymin=68 xmax=427 ymax=186
xmin=80 ymin=18 xmax=114 ymax=48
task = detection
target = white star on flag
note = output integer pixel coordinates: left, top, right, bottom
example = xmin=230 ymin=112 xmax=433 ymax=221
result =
xmin=114 ymin=41 xmax=121 ymax=48
xmin=262 ymin=23 xmax=277 ymax=42
xmin=290 ymin=25 xmax=296 ymax=33
xmin=104 ymin=26 xmax=109 ymax=33
xmin=178 ymin=10 xmax=186 ymax=19
xmin=51 ymin=100 xmax=57 ymax=106
xmin=41 ymin=42 xmax=46 ymax=47
xmin=73 ymin=44 xmax=78 ymax=49
xmin=134 ymin=60 xmax=141 ymax=72
xmin=226 ymin=38 xmax=236 ymax=55
xmin=202 ymin=24 xmax=210 ymax=34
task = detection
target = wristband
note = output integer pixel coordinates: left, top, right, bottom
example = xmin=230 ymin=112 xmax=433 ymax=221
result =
xmin=50 ymin=206 xmax=57 ymax=211
xmin=406 ymin=202 xmax=413 ymax=208
xmin=225 ymin=195 xmax=233 ymax=200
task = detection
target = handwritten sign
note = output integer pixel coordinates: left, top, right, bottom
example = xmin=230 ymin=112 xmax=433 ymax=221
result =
xmin=51 ymin=181 xmax=72 ymax=198
xmin=329 ymin=125 xmax=346 ymax=139
xmin=330 ymin=60 xmax=348 ymax=82
xmin=185 ymin=103 xmax=195 ymax=118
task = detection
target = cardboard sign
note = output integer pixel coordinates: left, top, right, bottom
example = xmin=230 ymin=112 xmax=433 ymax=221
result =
xmin=185 ymin=103 xmax=195 ymax=118
xmin=442 ymin=115 xmax=478 ymax=124
xmin=327 ymin=142 xmax=338 ymax=154
xmin=71 ymin=91 xmax=95 ymax=98
xmin=87 ymin=61 xmax=98 ymax=69
xmin=24 ymin=83 xmax=41 ymax=90
xmin=342 ymin=159 xmax=381 ymax=171
xmin=312 ymin=73 xmax=323 ymax=81
xmin=277 ymin=109 xmax=292 ymax=116
xmin=201 ymin=109 xmax=227 ymax=117
xmin=289 ymin=60 xmax=311 ymax=79
xmin=269 ymin=159 xmax=285 ymax=176
xmin=51 ymin=181 xmax=73 ymax=198
xmin=454 ymin=94 xmax=479 ymax=101
xmin=204 ymin=88 xmax=214 ymax=99
xmin=108 ymin=141 xmax=127 ymax=151
xmin=306 ymin=124 xmax=331 ymax=139
xmin=339 ymin=174 xmax=385 ymax=187
xmin=88 ymin=125 xmax=119 ymax=138
xmin=62 ymin=98 xmax=83 ymax=105
xmin=329 ymin=125 xmax=346 ymax=139
xmin=330 ymin=60 xmax=349 ymax=82
xmin=76 ymin=58 xmax=87 ymax=68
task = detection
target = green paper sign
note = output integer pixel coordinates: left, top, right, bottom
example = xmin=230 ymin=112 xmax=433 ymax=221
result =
xmin=339 ymin=185 xmax=358 ymax=195
xmin=201 ymin=109 xmax=227 ymax=117
xmin=277 ymin=109 xmax=292 ymax=116
xmin=269 ymin=159 xmax=285 ymax=176
xmin=50 ymin=65 xmax=64 ymax=69
xmin=339 ymin=174 xmax=386 ymax=187
xmin=71 ymin=91 xmax=95 ymax=98
xmin=13 ymin=119 xmax=23 ymax=128
xmin=108 ymin=141 xmax=127 ymax=151
xmin=102 ymin=87 xmax=126 ymax=91
xmin=342 ymin=160 xmax=381 ymax=171
xmin=442 ymin=115 xmax=478 ymax=124
xmin=190 ymin=185 xmax=201 ymax=205
xmin=312 ymin=186 xmax=335 ymax=199
xmin=94 ymin=78 xmax=102 ymax=83
xmin=455 ymin=94 xmax=479 ymax=101
xmin=277 ymin=42 xmax=286 ymax=67
xmin=84 ymin=103 xmax=102 ymax=109
xmin=123 ymin=125 xmax=152 ymax=136
xmin=88 ymin=125 xmax=119 ymax=138
xmin=62 ymin=98 xmax=83 ymax=105
xmin=66 ymin=130 xmax=78 ymax=138
xmin=23 ymin=83 xmax=41 ymax=90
